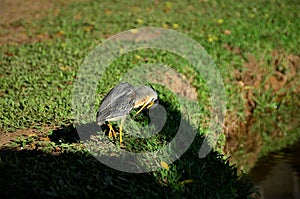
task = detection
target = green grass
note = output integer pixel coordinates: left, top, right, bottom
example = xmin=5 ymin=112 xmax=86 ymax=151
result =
xmin=0 ymin=130 xmax=255 ymax=198
xmin=1 ymin=0 xmax=300 ymax=198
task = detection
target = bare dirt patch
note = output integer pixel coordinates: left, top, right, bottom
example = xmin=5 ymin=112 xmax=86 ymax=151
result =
xmin=0 ymin=0 xmax=54 ymax=25
xmin=0 ymin=127 xmax=52 ymax=148
xmin=223 ymin=49 xmax=300 ymax=170
xmin=0 ymin=0 xmax=87 ymax=45
xmin=0 ymin=0 xmax=55 ymax=45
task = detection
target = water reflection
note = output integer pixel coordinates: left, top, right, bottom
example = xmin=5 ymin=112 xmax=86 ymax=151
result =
xmin=249 ymin=140 xmax=300 ymax=199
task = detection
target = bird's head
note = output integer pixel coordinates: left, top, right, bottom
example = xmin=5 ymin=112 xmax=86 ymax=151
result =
xmin=133 ymin=86 xmax=158 ymax=114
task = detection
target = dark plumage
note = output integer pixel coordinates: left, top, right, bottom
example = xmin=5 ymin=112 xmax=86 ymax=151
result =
xmin=96 ymin=82 xmax=135 ymax=126
xmin=96 ymin=82 xmax=158 ymax=143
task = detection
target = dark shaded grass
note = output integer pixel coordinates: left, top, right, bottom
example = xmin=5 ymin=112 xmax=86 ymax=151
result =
xmin=0 ymin=103 xmax=255 ymax=198
xmin=0 ymin=138 xmax=254 ymax=199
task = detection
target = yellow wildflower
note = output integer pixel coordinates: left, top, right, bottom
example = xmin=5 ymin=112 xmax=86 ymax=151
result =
xmin=57 ymin=30 xmax=64 ymax=35
xmin=160 ymin=160 xmax=170 ymax=170
xmin=217 ymin=18 xmax=224 ymax=24
xmin=84 ymin=26 xmax=93 ymax=32
xmin=134 ymin=54 xmax=141 ymax=60
xmin=165 ymin=2 xmax=172 ymax=9
xmin=208 ymin=35 xmax=218 ymax=42
xmin=172 ymin=23 xmax=179 ymax=29
xmin=249 ymin=13 xmax=255 ymax=18
xmin=130 ymin=29 xmax=139 ymax=34
xmin=208 ymin=37 xmax=214 ymax=42
xmin=162 ymin=23 xmax=169 ymax=28
xmin=136 ymin=18 xmax=144 ymax=24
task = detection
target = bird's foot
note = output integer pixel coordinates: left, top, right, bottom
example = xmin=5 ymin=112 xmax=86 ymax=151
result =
xmin=107 ymin=124 xmax=117 ymax=139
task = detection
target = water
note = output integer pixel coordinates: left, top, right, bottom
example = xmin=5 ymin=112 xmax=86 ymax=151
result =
xmin=248 ymin=140 xmax=300 ymax=199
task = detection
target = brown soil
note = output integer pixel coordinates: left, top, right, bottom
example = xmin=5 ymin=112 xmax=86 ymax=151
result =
xmin=223 ymin=48 xmax=300 ymax=170
xmin=0 ymin=0 xmax=56 ymax=45
xmin=0 ymin=127 xmax=53 ymax=148
xmin=0 ymin=0 xmax=55 ymax=25
xmin=0 ymin=0 xmax=86 ymax=45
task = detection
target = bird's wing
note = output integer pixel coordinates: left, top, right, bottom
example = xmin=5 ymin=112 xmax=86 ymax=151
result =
xmin=96 ymin=83 xmax=135 ymax=125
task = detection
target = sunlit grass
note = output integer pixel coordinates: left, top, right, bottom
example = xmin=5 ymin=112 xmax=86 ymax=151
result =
xmin=1 ymin=0 xmax=300 ymax=198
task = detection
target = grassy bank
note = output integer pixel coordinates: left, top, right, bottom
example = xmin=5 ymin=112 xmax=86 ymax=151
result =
xmin=1 ymin=0 xmax=300 ymax=198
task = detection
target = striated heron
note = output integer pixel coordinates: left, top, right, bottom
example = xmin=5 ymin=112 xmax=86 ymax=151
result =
xmin=96 ymin=82 xmax=158 ymax=143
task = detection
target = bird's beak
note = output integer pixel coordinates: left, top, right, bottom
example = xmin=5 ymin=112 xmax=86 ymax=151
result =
xmin=135 ymin=102 xmax=148 ymax=115
xmin=134 ymin=101 xmax=155 ymax=116
xmin=146 ymin=101 xmax=154 ymax=109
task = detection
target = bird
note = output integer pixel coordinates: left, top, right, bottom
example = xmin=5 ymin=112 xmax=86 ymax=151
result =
xmin=96 ymin=82 xmax=158 ymax=143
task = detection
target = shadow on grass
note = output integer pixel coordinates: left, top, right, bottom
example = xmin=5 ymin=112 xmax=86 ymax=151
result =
xmin=0 ymin=138 xmax=255 ymax=198
xmin=48 ymin=124 xmax=80 ymax=144
xmin=0 ymin=101 xmax=256 ymax=198
xmin=0 ymin=143 xmax=255 ymax=198
xmin=0 ymin=147 xmax=170 ymax=198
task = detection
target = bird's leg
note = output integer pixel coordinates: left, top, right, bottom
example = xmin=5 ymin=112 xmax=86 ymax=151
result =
xmin=107 ymin=123 xmax=116 ymax=139
xmin=119 ymin=118 xmax=125 ymax=144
